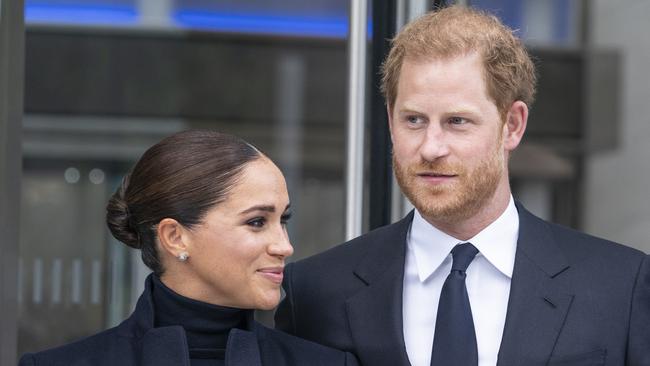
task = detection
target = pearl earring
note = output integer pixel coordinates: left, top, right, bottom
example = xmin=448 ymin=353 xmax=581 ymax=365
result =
xmin=177 ymin=252 xmax=189 ymax=262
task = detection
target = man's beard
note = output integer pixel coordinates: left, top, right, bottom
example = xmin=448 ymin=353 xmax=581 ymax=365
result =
xmin=393 ymin=146 xmax=504 ymax=225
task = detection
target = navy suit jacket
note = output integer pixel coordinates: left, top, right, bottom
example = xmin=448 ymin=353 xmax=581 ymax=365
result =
xmin=275 ymin=203 xmax=650 ymax=366
xmin=20 ymin=276 xmax=359 ymax=366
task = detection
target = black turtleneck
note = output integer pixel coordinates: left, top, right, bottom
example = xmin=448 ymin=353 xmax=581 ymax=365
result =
xmin=151 ymin=276 xmax=254 ymax=366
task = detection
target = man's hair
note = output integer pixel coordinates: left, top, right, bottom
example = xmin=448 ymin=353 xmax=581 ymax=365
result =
xmin=381 ymin=5 xmax=537 ymax=120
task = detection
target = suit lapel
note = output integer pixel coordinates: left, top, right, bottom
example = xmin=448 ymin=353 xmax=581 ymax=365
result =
xmin=346 ymin=212 xmax=413 ymax=366
xmin=497 ymin=204 xmax=573 ymax=366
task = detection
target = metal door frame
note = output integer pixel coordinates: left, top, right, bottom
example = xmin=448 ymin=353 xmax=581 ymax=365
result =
xmin=0 ymin=0 xmax=23 ymax=363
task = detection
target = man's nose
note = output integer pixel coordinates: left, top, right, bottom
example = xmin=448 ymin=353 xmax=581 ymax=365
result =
xmin=419 ymin=125 xmax=450 ymax=161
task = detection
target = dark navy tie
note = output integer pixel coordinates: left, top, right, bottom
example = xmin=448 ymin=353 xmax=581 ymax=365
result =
xmin=431 ymin=243 xmax=479 ymax=366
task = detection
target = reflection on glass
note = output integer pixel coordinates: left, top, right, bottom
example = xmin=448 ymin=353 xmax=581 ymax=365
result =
xmin=25 ymin=0 xmax=139 ymax=26
xmin=25 ymin=0 xmax=350 ymax=38
xmin=19 ymin=0 xmax=350 ymax=357
xmin=470 ymin=0 xmax=581 ymax=46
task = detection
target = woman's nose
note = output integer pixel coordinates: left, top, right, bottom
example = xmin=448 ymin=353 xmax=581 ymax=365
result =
xmin=269 ymin=229 xmax=294 ymax=258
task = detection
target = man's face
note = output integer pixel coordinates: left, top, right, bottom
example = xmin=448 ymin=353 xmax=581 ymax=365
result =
xmin=389 ymin=52 xmax=510 ymax=225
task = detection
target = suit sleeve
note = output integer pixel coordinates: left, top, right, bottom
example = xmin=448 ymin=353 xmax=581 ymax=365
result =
xmin=627 ymin=254 xmax=650 ymax=365
xmin=275 ymin=262 xmax=297 ymax=335
xmin=18 ymin=353 xmax=37 ymax=366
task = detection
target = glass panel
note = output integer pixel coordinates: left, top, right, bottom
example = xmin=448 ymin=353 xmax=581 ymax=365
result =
xmin=469 ymin=0 xmax=582 ymax=46
xmin=173 ymin=0 xmax=349 ymax=37
xmin=25 ymin=0 xmax=139 ymax=26
xmin=19 ymin=0 xmax=350 ymax=356
xmin=25 ymin=0 xmax=349 ymax=38
xmin=582 ymin=0 xmax=650 ymax=254
xmin=19 ymin=160 xmax=108 ymax=350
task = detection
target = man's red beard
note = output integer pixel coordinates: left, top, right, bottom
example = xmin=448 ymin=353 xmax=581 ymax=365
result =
xmin=393 ymin=148 xmax=504 ymax=225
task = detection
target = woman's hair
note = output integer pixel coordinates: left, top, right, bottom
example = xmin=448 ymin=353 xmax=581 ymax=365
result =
xmin=106 ymin=130 xmax=262 ymax=275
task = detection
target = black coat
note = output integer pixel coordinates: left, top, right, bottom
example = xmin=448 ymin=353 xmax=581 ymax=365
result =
xmin=20 ymin=277 xmax=359 ymax=366
xmin=275 ymin=203 xmax=650 ymax=366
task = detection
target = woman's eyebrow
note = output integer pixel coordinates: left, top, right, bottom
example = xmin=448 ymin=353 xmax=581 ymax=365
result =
xmin=239 ymin=205 xmax=275 ymax=215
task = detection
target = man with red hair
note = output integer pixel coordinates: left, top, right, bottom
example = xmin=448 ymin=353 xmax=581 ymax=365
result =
xmin=277 ymin=6 xmax=649 ymax=366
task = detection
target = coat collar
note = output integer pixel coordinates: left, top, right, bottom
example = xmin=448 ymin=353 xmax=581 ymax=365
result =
xmin=225 ymin=329 xmax=264 ymax=366
xmin=347 ymin=212 xmax=413 ymax=366
xmin=139 ymin=327 xmax=263 ymax=366
xmin=352 ymin=211 xmax=414 ymax=285
xmin=118 ymin=275 xmax=262 ymax=366
xmin=512 ymin=202 xmax=570 ymax=277
xmin=497 ymin=202 xmax=573 ymax=365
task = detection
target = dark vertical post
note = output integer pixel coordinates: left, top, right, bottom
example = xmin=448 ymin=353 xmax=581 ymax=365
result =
xmin=0 ymin=0 xmax=24 ymax=363
xmin=368 ymin=0 xmax=397 ymax=230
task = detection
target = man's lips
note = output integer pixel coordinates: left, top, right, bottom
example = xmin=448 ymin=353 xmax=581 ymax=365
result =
xmin=417 ymin=172 xmax=456 ymax=177
xmin=416 ymin=172 xmax=458 ymax=183
xmin=257 ymin=267 xmax=284 ymax=284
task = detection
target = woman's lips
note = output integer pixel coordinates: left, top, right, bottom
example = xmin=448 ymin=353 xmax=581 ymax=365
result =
xmin=257 ymin=267 xmax=284 ymax=284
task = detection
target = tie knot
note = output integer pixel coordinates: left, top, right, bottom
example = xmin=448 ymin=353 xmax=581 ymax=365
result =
xmin=450 ymin=243 xmax=479 ymax=272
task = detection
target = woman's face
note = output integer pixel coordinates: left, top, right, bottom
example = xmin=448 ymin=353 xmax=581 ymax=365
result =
xmin=178 ymin=158 xmax=293 ymax=310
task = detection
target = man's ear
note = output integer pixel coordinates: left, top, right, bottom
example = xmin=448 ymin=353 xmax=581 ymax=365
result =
xmin=387 ymin=104 xmax=395 ymax=144
xmin=502 ymin=100 xmax=528 ymax=152
xmin=157 ymin=218 xmax=189 ymax=259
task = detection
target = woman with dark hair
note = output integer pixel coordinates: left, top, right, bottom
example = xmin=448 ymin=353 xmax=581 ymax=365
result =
xmin=20 ymin=130 xmax=358 ymax=366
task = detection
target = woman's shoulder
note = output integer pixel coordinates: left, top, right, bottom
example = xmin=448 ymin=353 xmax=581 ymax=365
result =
xmin=18 ymin=325 xmax=137 ymax=366
xmin=254 ymin=324 xmax=359 ymax=365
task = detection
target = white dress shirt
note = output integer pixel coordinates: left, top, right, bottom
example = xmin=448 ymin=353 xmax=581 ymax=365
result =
xmin=402 ymin=197 xmax=519 ymax=366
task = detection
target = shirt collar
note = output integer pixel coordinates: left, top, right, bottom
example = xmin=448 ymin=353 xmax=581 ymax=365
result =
xmin=408 ymin=196 xmax=519 ymax=282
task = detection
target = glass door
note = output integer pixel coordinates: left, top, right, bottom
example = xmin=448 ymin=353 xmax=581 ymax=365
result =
xmin=18 ymin=0 xmax=351 ymax=356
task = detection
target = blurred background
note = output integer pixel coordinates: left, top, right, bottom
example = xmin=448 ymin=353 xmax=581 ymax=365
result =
xmin=1 ymin=0 xmax=649 ymax=363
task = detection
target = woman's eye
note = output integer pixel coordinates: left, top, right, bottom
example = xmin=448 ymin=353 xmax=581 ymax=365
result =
xmin=247 ymin=218 xmax=266 ymax=228
xmin=281 ymin=213 xmax=292 ymax=226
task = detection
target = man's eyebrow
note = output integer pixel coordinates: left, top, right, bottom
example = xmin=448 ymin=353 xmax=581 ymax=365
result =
xmin=397 ymin=107 xmax=423 ymax=114
xmin=445 ymin=108 xmax=477 ymax=115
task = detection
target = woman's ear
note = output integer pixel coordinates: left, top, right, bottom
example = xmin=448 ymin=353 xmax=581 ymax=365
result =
xmin=157 ymin=218 xmax=189 ymax=260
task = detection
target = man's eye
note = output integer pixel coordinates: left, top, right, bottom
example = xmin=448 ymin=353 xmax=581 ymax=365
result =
xmin=448 ymin=117 xmax=467 ymax=125
xmin=247 ymin=218 xmax=266 ymax=228
xmin=406 ymin=116 xmax=423 ymax=124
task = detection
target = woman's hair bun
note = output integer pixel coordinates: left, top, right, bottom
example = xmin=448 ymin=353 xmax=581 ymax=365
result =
xmin=104 ymin=130 xmax=261 ymax=276
xmin=106 ymin=175 xmax=141 ymax=249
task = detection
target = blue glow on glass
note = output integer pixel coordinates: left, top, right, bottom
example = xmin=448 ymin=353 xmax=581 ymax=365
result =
xmin=552 ymin=0 xmax=570 ymax=42
xmin=173 ymin=10 xmax=349 ymax=38
xmin=25 ymin=3 xmax=139 ymax=25
xmin=23 ymin=3 xmax=359 ymax=38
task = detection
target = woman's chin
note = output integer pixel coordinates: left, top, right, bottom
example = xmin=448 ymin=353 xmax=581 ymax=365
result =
xmin=253 ymin=292 xmax=281 ymax=311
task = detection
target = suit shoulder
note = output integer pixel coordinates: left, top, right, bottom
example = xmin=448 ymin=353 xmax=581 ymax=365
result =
xmin=256 ymin=325 xmax=354 ymax=364
xmin=545 ymin=219 xmax=646 ymax=263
